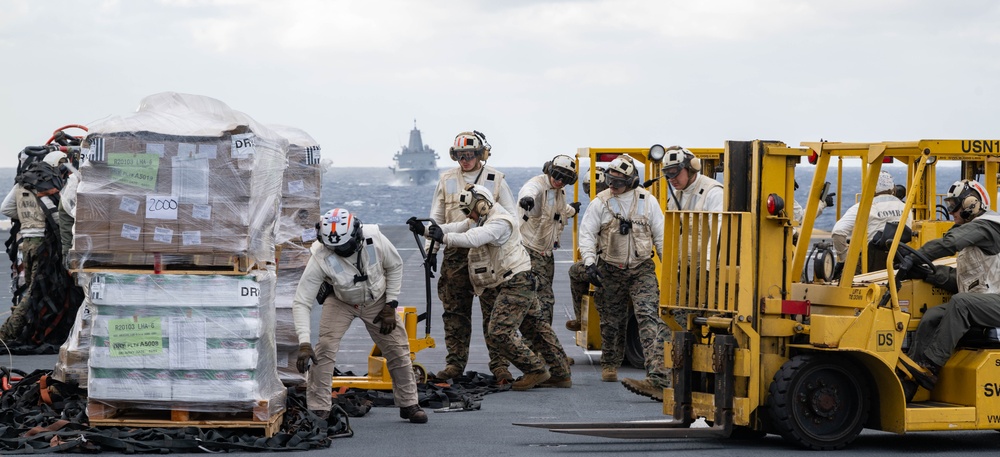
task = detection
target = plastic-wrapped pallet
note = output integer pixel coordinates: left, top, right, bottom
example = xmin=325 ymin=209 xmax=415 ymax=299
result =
xmin=84 ymin=268 xmax=285 ymax=420
xmin=70 ymin=92 xmax=287 ymax=269
xmin=269 ymin=124 xmax=321 ymax=270
xmin=52 ymin=303 xmax=94 ymax=388
xmin=273 ymin=266 xmax=309 ymax=386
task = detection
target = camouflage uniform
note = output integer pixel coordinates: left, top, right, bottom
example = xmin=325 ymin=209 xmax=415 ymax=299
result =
xmin=594 ymin=259 xmax=669 ymax=386
xmin=0 ymin=237 xmax=43 ymax=340
xmin=438 ymin=246 xmax=507 ymax=372
xmin=482 ymin=271 xmax=570 ymax=378
xmin=527 ymin=249 xmax=556 ymax=324
xmin=567 ymin=260 xmax=590 ymax=324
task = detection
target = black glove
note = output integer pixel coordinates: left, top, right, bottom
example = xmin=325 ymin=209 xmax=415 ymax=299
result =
xmin=585 ymin=264 xmax=603 ymax=288
xmin=427 ymin=224 xmax=444 ymax=243
xmin=832 ymin=262 xmax=845 ymax=281
xmin=372 ymin=302 xmax=398 ymax=335
xmin=296 ymin=343 xmax=317 ymax=373
xmin=569 ymin=201 xmax=582 ymax=216
xmin=519 ymin=196 xmax=534 ymax=212
xmin=428 ymin=252 xmax=438 ymax=273
xmin=406 ymin=217 xmax=425 ymax=235
xmin=897 ymin=254 xmax=931 ymax=281
xmin=824 ymin=193 xmax=836 ymax=208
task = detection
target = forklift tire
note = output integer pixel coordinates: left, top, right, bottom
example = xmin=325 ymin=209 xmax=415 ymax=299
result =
xmin=766 ymin=354 xmax=870 ymax=450
xmin=624 ymin=312 xmax=644 ymax=368
xmin=412 ymin=363 xmax=428 ymax=384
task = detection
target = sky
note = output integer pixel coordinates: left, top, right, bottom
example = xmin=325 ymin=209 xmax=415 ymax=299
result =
xmin=1 ymin=0 xmax=999 ymax=169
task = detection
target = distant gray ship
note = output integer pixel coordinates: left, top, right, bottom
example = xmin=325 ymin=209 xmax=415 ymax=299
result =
xmin=390 ymin=121 xmax=439 ymax=185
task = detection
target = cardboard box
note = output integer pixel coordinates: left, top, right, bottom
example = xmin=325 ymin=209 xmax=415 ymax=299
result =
xmin=143 ymin=221 xmax=178 ymax=253
xmin=109 ymin=222 xmax=143 ymax=252
xmin=73 ymin=221 xmax=111 ymax=252
xmin=109 ymin=195 xmax=145 ymax=225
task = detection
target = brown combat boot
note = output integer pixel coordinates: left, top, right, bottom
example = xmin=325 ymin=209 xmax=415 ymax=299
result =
xmin=493 ymin=367 xmax=515 ymax=384
xmin=601 ymin=367 xmax=618 ymax=382
xmin=565 ymin=319 xmax=581 ymax=331
xmin=434 ymin=365 xmax=463 ymax=381
xmin=399 ymin=404 xmax=428 ymax=423
xmin=621 ymin=377 xmax=664 ymax=401
xmin=538 ymin=375 xmax=572 ymax=388
xmin=512 ymin=370 xmax=551 ymax=391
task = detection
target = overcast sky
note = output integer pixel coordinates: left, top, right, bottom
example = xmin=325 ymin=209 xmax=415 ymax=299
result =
xmin=2 ymin=0 xmax=998 ymax=169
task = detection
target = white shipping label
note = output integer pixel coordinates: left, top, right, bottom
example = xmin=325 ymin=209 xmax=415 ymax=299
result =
xmin=197 ymin=144 xmax=218 ymax=159
xmin=301 ymin=228 xmax=317 ymax=242
xmin=146 ymin=143 xmax=165 ymax=157
xmin=192 ymin=204 xmax=212 ymax=220
xmin=232 ymin=134 xmax=256 ymax=159
xmin=182 ymin=231 xmax=202 ymax=246
xmin=287 ymin=180 xmax=305 ymax=194
xmin=146 ymin=195 xmax=179 ymax=220
xmin=153 ymin=226 xmax=174 ymax=244
xmin=178 ymin=143 xmax=196 ymax=157
xmin=119 ymin=196 xmax=140 ymax=215
xmin=121 ymin=223 xmax=141 ymax=241
xmin=169 ymin=317 xmax=208 ymax=369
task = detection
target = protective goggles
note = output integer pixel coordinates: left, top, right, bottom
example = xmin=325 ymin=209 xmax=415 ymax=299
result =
xmin=662 ymin=165 xmax=683 ymax=179
xmin=604 ymin=173 xmax=631 ymax=189
xmin=456 ymin=151 xmax=480 ymax=161
xmin=549 ymin=168 xmax=577 ymax=185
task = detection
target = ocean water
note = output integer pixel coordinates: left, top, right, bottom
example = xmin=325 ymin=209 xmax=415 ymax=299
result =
xmin=0 ymin=164 xmax=970 ymax=232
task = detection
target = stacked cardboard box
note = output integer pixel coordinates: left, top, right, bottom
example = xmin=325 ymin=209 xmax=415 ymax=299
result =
xmin=270 ymin=125 xmax=322 ymax=270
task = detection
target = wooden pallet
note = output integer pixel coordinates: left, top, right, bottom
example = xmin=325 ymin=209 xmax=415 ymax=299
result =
xmin=71 ymin=252 xmax=256 ymax=275
xmin=87 ymin=404 xmax=284 ymax=437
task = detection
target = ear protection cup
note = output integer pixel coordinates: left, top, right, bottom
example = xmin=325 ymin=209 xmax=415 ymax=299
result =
xmin=459 ymin=184 xmax=494 ymax=216
xmin=542 ymin=161 xmax=552 ymax=175
xmin=688 ymin=154 xmax=701 ymax=172
xmin=474 ymin=130 xmax=490 ymax=162
xmin=960 ymin=195 xmax=979 ymax=220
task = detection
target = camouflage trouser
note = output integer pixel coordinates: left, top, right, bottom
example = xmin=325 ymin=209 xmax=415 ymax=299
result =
xmin=0 ymin=237 xmax=43 ymax=341
xmin=595 ymin=258 xmax=670 ymax=387
xmin=482 ymin=271 xmax=570 ymax=378
xmin=527 ymin=249 xmax=555 ymax=325
xmin=438 ymin=246 xmax=506 ymax=372
xmin=568 ymin=261 xmax=590 ymax=322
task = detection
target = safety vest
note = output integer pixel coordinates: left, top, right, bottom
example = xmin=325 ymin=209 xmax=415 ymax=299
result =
xmin=519 ymin=174 xmax=568 ymax=254
xmin=956 ymin=213 xmax=1000 ymax=294
xmin=596 ymin=189 xmax=653 ymax=269
xmin=311 ymin=225 xmax=388 ymax=305
xmin=440 ymin=166 xmax=506 ymax=223
xmin=669 ymin=173 xmax=723 ymax=211
xmin=467 ymin=211 xmax=531 ymax=295
xmin=14 ymin=184 xmax=51 ymax=237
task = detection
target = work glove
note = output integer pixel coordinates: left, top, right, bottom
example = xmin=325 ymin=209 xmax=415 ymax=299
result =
xmin=832 ymin=262 xmax=845 ymax=281
xmin=519 ymin=196 xmax=534 ymax=212
xmin=406 ymin=216 xmax=425 ymax=236
xmin=427 ymin=224 xmax=445 ymax=243
xmin=373 ymin=301 xmax=398 ymax=335
xmin=824 ymin=193 xmax=836 ymax=208
xmin=585 ymin=263 xmax=604 ymax=288
xmin=296 ymin=343 xmax=316 ymax=373
xmin=569 ymin=201 xmax=582 ymax=216
xmin=897 ymin=254 xmax=931 ymax=281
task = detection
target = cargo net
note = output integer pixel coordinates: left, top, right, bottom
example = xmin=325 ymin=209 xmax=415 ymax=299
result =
xmin=0 ymin=369 xmax=507 ymax=453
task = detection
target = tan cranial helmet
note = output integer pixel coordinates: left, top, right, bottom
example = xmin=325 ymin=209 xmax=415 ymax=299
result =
xmin=944 ymin=179 xmax=989 ymax=220
xmin=449 ymin=131 xmax=491 ymax=162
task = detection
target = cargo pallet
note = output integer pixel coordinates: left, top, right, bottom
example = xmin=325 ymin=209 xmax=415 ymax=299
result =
xmin=71 ymin=252 xmax=256 ymax=275
xmin=87 ymin=403 xmax=284 ymax=437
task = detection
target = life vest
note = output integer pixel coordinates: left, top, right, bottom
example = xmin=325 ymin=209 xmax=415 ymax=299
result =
xmin=596 ymin=189 xmax=653 ymax=268
xmin=519 ymin=174 xmax=568 ymax=254
xmin=440 ymin=166 xmax=506 ymax=224
xmin=668 ymin=173 xmax=722 ymax=211
xmin=467 ymin=211 xmax=531 ymax=295
xmin=311 ymin=225 xmax=388 ymax=305
xmin=956 ymin=213 xmax=1000 ymax=294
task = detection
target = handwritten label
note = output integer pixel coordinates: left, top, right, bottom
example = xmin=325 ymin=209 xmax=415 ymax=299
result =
xmin=146 ymin=195 xmax=178 ymax=220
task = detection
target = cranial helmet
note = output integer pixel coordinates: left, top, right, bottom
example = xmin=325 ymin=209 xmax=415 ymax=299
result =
xmin=449 ymin=131 xmax=491 ymax=162
xmin=944 ymin=180 xmax=989 ymax=221
xmin=582 ymin=167 xmax=608 ymax=197
xmin=661 ymin=147 xmax=700 ymax=179
xmin=318 ymin=208 xmax=363 ymax=256
xmin=605 ymin=156 xmax=640 ymax=190
xmin=543 ymin=154 xmax=577 ymax=185
xmin=457 ymin=184 xmax=495 ymax=218
xmin=42 ymin=151 xmax=68 ymax=167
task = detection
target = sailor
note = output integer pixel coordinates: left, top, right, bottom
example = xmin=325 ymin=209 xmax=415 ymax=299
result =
xmin=517 ymin=154 xmax=581 ymax=326
xmin=0 ymin=151 xmax=69 ymax=343
xmin=898 ymin=180 xmax=1000 ymax=400
xmin=411 ymin=184 xmax=571 ymax=389
xmin=831 ymin=171 xmax=911 ymax=275
xmin=578 ymin=156 xmax=670 ymax=399
xmin=424 ymin=131 xmax=517 ymax=383
xmin=566 ymin=167 xmax=608 ymax=333
xmin=662 ymin=146 xmax=723 ymax=211
xmin=292 ymin=208 xmax=427 ymax=423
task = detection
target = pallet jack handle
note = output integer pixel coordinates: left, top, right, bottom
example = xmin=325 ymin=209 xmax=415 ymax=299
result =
xmin=411 ymin=219 xmax=439 ymax=336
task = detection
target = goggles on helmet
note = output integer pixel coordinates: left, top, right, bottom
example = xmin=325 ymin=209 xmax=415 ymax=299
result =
xmin=456 ymin=151 xmax=479 ymax=161
xmin=549 ymin=167 xmax=576 ymax=184
xmin=662 ymin=164 xmax=683 ymax=179
xmin=605 ymin=172 xmax=631 ymax=189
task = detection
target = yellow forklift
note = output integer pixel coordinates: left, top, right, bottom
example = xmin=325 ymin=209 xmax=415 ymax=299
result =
xmin=523 ymin=139 xmax=1000 ymax=449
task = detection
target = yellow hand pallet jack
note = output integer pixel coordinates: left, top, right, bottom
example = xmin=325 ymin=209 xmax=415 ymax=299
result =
xmin=330 ymin=221 xmax=438 ymax=389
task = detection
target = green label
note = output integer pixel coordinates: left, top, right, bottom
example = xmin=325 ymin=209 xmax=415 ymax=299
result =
xmin=108 ymin=153 xmax=160 ymax=190
xmin=108 ymin=316 xmax=164 ymax=357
